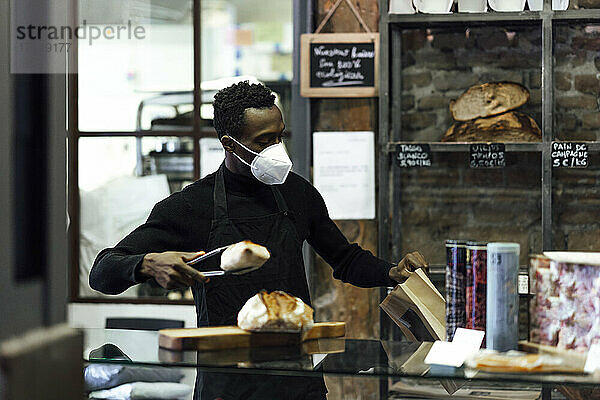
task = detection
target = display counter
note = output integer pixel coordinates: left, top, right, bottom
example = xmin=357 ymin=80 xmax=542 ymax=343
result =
xmin=82 ymin=328 xmax=600 ymax=399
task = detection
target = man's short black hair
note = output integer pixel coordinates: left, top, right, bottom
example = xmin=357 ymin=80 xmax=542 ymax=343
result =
xmin=212 ymin=81 xmax=276 ymax=139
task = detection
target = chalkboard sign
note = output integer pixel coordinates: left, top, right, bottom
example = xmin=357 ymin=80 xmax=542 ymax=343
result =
xmin=396 ymin=144 xmax=431 ymax=168
xmin=551 ymin=142 xmax=588 ymax=168
xmin=469 ymin=143 xmax=506 ymax=168
xmin=301 ymin=33 xmax=379 ymax=98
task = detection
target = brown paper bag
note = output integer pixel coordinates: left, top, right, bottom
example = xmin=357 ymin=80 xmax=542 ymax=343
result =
xmin=380 ymin=269 xmax=446 ymax=342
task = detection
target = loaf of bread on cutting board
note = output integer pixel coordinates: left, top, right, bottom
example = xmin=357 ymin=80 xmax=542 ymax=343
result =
xmin=220 ymin=240 xmax=270 ymax=273
xmin=238 ymin=290 xmax=314 ymax=331
xmin=449 ymin=82 xmax=530 ymax=122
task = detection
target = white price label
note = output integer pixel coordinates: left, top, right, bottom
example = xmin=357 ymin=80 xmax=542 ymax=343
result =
xmin=424 ymin=329 xmax=485 ymax=368
xmin=584 ymin=344 xmax=600 ymax=373
xmin=518 ymin=274 xmax=529 ymax=295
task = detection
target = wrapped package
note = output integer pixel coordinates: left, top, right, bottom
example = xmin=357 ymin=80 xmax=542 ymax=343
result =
xmin=445 ymin=240 xmax=467 ymax=341
xmin=466 ymin=241 xmax=487 ymax=333
xmin=531 ymin=252 xmax=600 ymax=352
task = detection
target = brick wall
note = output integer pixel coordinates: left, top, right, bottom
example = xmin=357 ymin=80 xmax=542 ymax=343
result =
xmin=399 ymin=153 xmax=543 ymax=266
xmin=400 ymin=26 xmax=542 ymax=141
xmin=555 ymin=25 xmax=600 ymax=141
xmin=397 ymin=24 xmax=600 ymax=266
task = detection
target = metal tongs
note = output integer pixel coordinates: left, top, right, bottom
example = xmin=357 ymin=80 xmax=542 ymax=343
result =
xmin=185 ymin=244 xmax=257 ymax=277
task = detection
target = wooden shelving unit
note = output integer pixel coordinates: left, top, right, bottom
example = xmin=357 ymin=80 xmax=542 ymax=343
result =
xmin=377 ymin=0 xmax=600 ymax=343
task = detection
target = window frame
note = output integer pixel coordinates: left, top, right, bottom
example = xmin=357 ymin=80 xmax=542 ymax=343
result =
xmin=68 ymin=0 xmax=208 ymax=304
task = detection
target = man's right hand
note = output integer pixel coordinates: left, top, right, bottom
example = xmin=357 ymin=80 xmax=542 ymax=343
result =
xmin=138 ymin=251 xmax=209 ymax=290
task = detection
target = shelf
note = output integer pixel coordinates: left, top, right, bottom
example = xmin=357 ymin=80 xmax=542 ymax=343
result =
xmin=387 ymin=142 xmax=543 ymax=152
xmin=386 ymin=141 xmax=600 ymax=152
xmin=378 ymin=0 xmax=600 ymax=343
xmin=552 ymin=9 xmax=600 ymax=21
xmin=385 ymin=9 xmax=600 ymax=26
xmin=427 ymin=264 xmax=530 ymax=274
xmin=386 ymin=11 xmax=542 ymax=26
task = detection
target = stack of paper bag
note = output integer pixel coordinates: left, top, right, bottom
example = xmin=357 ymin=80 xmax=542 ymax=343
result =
xmin=380 ymin=269 xmax=446 ymax=342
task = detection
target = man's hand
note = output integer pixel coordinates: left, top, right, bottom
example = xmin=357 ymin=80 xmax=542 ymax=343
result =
xmin=389 ymin=251 xmax=429 ymax=283
xmin=138 ymin=251 xmax=209 ymax=290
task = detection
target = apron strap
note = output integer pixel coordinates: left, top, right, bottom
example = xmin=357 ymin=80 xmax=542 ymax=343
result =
xmin=270 ymin=186 xmax=290 ymax=213
xmin=213 ymin=165 xmax=229 ymax=220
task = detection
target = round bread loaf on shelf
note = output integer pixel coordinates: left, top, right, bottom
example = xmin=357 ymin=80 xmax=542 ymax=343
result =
xmin=237 ymin=290 xmax=314 ymax=331
xmin=449 ymin=82 xmax=530 ymax=122
xmin=442 ymin=111 xmax=541 ymax=143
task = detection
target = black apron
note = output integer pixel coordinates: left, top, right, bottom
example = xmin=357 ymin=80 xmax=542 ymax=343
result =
xmin=192 ymin=165 xmax=326 ymax=399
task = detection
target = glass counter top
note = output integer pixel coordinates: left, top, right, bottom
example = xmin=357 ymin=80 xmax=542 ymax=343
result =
xmin=82 ymin=328 xmax=600 ymax=389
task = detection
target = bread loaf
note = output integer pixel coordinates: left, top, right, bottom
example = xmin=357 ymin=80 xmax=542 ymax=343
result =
xmin=220 ymin=240 xmax=270 ymax=273
xmin=237 ymin=290 xmax=314 ymax=331
xmin=449 ymin=82 xmax=530 ymax=121
xmin=442 ymin=111 xmax=541 ymax=143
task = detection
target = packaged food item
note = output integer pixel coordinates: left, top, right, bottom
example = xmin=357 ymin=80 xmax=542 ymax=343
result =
xmin=486 ymin=242 xmax=520 ymax=351
xmin=465 ymin=349 xmax=584 ymax=374
xmin=529 ymin=255 xmax=556 ymax=345
xmin=466 ymin=241 xmax=487 ymax=333
xmin=531 ymin=252 xmax=600 ymax=352
xmin=445 ymin=240 xmax=467 ymax=341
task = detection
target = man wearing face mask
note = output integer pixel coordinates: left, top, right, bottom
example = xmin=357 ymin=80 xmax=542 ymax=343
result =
xmin=89 ymin=81 xmax=427 ymax=397
xmin=90 ymin=80 xmax=427 ymax=323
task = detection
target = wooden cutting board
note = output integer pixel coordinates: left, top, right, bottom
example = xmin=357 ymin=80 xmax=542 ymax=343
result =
xmin=159 ymin=322 xmax=345 ymax=351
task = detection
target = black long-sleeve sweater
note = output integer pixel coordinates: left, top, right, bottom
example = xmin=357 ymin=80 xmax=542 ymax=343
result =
xmin=89 ymin=165 xmax=396 ymax=295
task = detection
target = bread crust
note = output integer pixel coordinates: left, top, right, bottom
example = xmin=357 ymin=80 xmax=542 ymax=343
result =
xmin=449 ymin=82 xmax=530 ymax=122
xmin=442 ymin=111 xmax=541 ymax=143
xmin=220 ymin=240 xmax=270 ymax=273
xmin=238 ymin=290 xmax=314 ymax=331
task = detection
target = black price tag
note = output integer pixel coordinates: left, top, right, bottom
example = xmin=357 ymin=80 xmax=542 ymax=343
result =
xmin=551 ymin=142 xmax=588 ymax=168
xmin=469 ymin=143 xmax=506 ymax=168
xmin=396 ymin=144 xmax=431 ymax=168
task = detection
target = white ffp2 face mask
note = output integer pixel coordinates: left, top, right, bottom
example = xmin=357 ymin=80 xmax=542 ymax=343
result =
xmin=228 ymin=137 xmax=293 ymax=185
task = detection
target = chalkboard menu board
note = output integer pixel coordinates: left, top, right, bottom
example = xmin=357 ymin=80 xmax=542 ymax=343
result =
xmin=396 ymin=144 xmax=431 ymax=168
xmin=301 ymin=33 xmax=379 ymax=98
xmin=469 ymin=143 xmax=506 ymax=168
xmin=309 ymin=42 xmax=375 ymax=88
xmin=551 ymin=142 xmax=588 ymax=168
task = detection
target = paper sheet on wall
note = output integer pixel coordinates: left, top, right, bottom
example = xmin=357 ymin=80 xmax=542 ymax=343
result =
xmin=313 ymin=131 xmax=375 ymax=220
xmin=200 ymin=138 xmax=225 ymax=178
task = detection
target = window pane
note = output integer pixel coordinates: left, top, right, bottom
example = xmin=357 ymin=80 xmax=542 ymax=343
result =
xmin=200 ymin=1 xmax=293 ymax=124
xmin=201 ymin=0 xmax=292 ymax=83
xmin=78 ymin=0 xmax=194 ymax=132
xmin=78 ymin=136 xmax=194 ymax=299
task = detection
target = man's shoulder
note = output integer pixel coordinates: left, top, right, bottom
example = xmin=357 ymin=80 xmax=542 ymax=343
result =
xmin=282 ymin=171 xmax=322 ymax=202
xmin=285 ymin=171 xmax=312 ymax=189
xmin=155 ymin=172 xmax=216 ymax=211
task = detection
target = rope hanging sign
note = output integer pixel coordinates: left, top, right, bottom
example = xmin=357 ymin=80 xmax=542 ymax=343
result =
xmin=300 ymin=0 xmax=379 ymax=98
